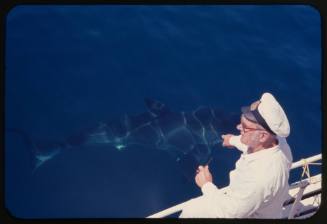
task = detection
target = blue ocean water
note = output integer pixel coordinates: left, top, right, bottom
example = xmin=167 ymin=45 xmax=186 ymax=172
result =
xmin=5 ymin=5 xmax=321 ymax=218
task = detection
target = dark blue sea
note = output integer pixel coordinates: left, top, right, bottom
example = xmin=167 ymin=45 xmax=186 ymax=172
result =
xmin=5 ymin=5 xmax=321 ymax=218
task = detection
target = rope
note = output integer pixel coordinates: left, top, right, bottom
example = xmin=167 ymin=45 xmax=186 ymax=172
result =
xmin=300 ymin=159 xmax=321 ymax=184
xmin=300 ymin=159 xmax=310 ymax=183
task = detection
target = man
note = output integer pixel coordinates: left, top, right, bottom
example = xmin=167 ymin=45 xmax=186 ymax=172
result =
xmin=179 ymin=92 xmax=293 ymax=218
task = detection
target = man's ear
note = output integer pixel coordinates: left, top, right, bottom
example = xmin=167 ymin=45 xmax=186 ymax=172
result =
xmin=259 ymin=132 xmax=269 ymax=142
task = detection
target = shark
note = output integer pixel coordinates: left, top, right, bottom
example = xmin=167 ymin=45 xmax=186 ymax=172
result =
xmin=8 ymin=98 xmax=239 ymax=174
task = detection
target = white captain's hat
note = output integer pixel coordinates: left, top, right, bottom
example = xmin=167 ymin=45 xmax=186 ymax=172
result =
xmin=242 ymin=92 xmax=290 ymax=137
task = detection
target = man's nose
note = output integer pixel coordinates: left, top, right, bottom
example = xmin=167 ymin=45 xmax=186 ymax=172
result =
xmin=236 ymin=124 xmax=242 ymax=131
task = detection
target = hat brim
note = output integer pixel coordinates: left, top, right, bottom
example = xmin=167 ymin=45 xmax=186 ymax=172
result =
xmin=241 ymin=106 xmax=258 ymax=123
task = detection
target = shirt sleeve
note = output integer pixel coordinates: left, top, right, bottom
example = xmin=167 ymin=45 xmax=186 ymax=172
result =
xmin=200 ymin=177 xmax=265 ymax=218
xmin=201 ymin=182 xmax=219 ymax=195
xmin=229 ymin=135 xmax=248 ymax=153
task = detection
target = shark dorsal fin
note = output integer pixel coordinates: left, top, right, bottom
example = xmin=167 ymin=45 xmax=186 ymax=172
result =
xmin=144 ymin=98 xmax=170 ymax=117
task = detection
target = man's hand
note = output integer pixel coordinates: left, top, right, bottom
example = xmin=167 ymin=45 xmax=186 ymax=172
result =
xmin=195 ymin=165 xmax=213 ymax=188
xmin=221 ymin=134 xmax=235 ymax=149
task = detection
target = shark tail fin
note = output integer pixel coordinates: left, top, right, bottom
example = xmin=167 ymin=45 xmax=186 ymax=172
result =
xmin=6 ymin=128 xmax=63 ymax=172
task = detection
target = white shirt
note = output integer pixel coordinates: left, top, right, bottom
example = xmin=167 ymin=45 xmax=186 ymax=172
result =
xmin=179 ymin=135 xmax=293 ymax=218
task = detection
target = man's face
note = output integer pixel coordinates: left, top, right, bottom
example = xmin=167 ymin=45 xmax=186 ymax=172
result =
xmin=237 ymin=116 xmax=263 ymax=148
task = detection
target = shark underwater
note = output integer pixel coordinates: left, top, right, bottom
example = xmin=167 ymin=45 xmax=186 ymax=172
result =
xmin=8 ymin=98 xmax=239 ymax=174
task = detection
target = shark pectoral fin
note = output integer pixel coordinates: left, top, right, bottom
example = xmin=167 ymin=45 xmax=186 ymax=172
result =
xmin=144 ymin=98 xmax=171 ymax=117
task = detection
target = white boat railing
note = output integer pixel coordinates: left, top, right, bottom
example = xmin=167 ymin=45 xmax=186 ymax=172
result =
xmin=147 ymin=153 xmax=322 ymax=218
xmin=282 ymin=173 xmax=321 ymax=219
xmin=291 ymin=154 xmax=322 ymax=169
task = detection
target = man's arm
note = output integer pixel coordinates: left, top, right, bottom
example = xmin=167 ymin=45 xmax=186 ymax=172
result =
xmin=222 ymin=134 xmax=248 ymax=153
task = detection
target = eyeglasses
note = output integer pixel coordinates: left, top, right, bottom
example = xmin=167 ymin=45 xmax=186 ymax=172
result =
xmin=237 ymin=124 xmax=266 ymax=134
